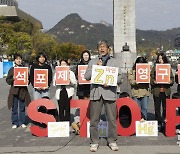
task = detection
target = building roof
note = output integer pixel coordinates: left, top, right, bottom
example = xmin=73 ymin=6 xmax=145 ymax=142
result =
xmin=0 ymin=6 xmax=43 ymax=28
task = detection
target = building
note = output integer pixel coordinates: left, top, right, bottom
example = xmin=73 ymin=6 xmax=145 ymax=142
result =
xmin=0 ymin=0 xmax=18 ymax=7
xmin=0 ymin=0 xmax=42 ymax=28
xmin=113 ymin=0 xmax=137 ymax=71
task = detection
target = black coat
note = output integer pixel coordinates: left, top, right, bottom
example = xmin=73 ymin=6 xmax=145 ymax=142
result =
xmin=29 ymin=63 xmax=52 ymax=88
xmin=75 ymin=60 xmax=90 ymax=99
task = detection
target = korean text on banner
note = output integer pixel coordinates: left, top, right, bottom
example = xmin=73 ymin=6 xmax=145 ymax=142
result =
xmin=91 ymin=65 xmax=118 ymax=86
xmin=136 ymin=64 xmax=150 ymax=83
xmin=14 ymin=67 xmax=28 ymax=86
xmin=156 ymin=64 xmax=170 ymax=83
xmin=78 ymin=65 xmax=91 ymax=84
xmin=34 ymin=69 xmax=48 ymax=88
xmin=55 ymin=66 xmax=70 ymax=85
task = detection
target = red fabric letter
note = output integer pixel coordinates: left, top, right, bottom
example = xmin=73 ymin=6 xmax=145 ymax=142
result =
xmin=70 ymin=99 xmax=90 ymax=137
xmin=116 ymin=98 xmax=141 ymax=136
xmin=166 ymin=99 xmax=180 ymax=136
xmin=27 ymin=99 xmax=56 ymax=137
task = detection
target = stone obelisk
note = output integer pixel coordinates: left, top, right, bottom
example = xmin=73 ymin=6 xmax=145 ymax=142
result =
xmin=114 ymin=0 xmax=137 ymax=71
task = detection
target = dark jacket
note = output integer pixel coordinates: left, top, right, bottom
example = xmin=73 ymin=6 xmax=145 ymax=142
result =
xmin=75 ymin=60 xmax=91 ymax=98
xmin=6 ymin=67 xmax=31 ymax=109
xmin=175 ymin=70 xmax=180 ymax=93
xmin=29 ymin=63 xmax=52 ymax=88
xmin=150 ymin=65 xmax=174 ymax=97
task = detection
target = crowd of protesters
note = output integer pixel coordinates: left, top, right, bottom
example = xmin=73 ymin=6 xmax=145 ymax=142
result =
xmin=6 ymin=40 xmax=178 ymax=152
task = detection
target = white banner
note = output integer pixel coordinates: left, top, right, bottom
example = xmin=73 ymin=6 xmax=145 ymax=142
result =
xmin=91 ymin=65 xmax=118 ymax=86
xmin=136 ymin=121 xmax=158 ymax=136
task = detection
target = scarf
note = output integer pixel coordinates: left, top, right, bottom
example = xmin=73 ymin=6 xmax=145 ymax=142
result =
xmin=101 ymin=54 xmax=110 ymax=66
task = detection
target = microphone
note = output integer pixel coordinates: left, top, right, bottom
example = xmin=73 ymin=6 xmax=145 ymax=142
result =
xmin=97 ymin=55 xmax=103 ymax=65
xmin=98 ymin=55 xmax=102 ymax=60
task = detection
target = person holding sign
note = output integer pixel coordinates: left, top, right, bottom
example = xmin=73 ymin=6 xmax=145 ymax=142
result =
xmin=175 ymin=65 xmax=180 ymax=93
xmin=53 ymin=59 xmax=77 ymax=122
xmin=29 ymin=52 xmax=52 ymax=100
xmin=6 ymin=53 xmax=31 ymax=129
xmin=72 ymin=50 xmax=91 ymax=134
xmin=85 ymin=40 xmax=122 ymax=152
xmin=75 ymin=50 xmax=91 ymax=99
xmin=150 ymin=52 xmax=174 ymax=131
xmin=128 ymin=57 xmax=150 ymax=121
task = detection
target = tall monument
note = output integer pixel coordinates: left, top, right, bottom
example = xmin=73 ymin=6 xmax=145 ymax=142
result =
xmin=114 ymin=0 xmax=136 ymax=71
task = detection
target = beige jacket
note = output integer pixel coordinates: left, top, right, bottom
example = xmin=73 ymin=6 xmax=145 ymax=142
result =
xmin=128 ymin=69 xmax=150 ymax=98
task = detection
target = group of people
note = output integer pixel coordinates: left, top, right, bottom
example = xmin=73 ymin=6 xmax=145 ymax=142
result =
xmin=128 ymin=52 xmax=174 ymax=132
xmin=6 ymin=50 xmax=91 ymax=126
xmin=6 ymin=40 xmax=177 ymax=152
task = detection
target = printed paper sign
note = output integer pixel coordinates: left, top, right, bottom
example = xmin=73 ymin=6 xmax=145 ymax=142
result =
xmin=78 ymin=65 xmax=91 ymax=84
xmin=178 ymin=64 xmax=180 ymax=84
xmin=156 ymin=64 xmax=170 ymax=83
xmin=136 ymin=121 xmax=158 ymax=136
xmin=87 ymin=121 xmax=108 ymax=138
xmin=136 ymin=64 xmax=150 ymax=83
xmin=14 ymin=67 xmax=28 ymax=86
xmin=48 ymin=122 xmax=69 ymax=137
xmin=91 ymin=65 xmax=118 ymax=86
xmin=34 ymin=69 xmax=48 ymax=88
xmin=56 ymin=66 xmax=70 ymax=85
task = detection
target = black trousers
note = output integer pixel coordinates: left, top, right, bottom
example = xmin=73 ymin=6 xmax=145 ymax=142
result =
xmin=153 ymin=92 xmax=170 ymax=124
xmin=58 ymin=88 xmax=72 ymax=121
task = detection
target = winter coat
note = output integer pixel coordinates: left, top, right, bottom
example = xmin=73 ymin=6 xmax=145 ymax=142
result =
xmin=29 ymin=63 xmax=52 ymax=88
xmin=150 ymin=65 xmax=174 ymax=97
xmin=6 ymin=67 xmax=31 ymax=109
xmin=75 ymin=60 xmax=91 ymax=98
xmin=128 ymin=69 xmax=150 ymax=98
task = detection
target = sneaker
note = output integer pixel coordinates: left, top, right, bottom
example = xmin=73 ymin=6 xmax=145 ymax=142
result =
xmin=12 ymin=125 xmax=17 ymax=129
xmin=20 ymin=124 xmax=27 ymax=128
xmin=90 ymin=144 xmax=99 ymax=152
xmin=109 ymin=143 xmax=119 ymax=151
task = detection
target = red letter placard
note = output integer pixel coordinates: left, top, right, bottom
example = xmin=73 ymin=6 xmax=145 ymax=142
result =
xmin=14 ymin=67 xmax=28 ymax=86
xmin=78 ymin=65 xmax=91 ymax=84
xmin=136 ymin=64 xmax=150 ymax=83
xmin=178 ymin=64 xmax=180 ymax=84
xmin=116 ymin=98 xmax=141 ymax=136
xmin=34 ymin=69 xmax=48 ymax=88
xmin=166 ymin=99 xmax=180 ymax=137
xmin=27 ymin=99 xmax=56 ymax=137
xmin=70 ymin=99 xmax=90 ymax=137
xmin=56 ymin=66 xmax=70 ymax=85
xmin=156 ymin=64 xmax=170 ymax=83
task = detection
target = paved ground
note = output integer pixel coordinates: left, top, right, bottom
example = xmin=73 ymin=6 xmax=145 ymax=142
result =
xmin=0 ymin=73 xmax=180 ymax=154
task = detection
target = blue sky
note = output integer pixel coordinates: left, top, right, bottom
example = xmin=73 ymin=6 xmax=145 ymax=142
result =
xmin=18 ymin=0 xmax=180 ymax=31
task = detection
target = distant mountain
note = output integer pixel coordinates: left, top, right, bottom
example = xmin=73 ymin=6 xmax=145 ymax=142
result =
xmin=48 ymin=13 xmax=113 ymax=49
xmin=48 ymin=13 xmax=180 ymax=50
xmin=136 ymin=28 xmax=180 ymax=50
